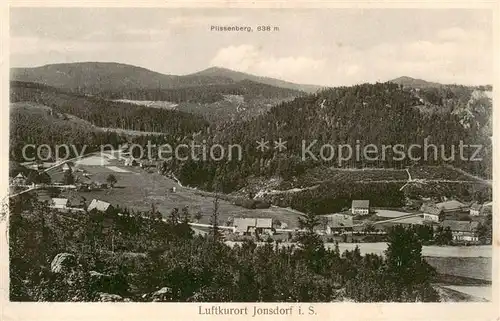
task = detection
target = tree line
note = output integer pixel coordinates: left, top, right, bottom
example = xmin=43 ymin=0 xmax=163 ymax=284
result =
xmin=9 ymin=196 xmax=440 ymax=302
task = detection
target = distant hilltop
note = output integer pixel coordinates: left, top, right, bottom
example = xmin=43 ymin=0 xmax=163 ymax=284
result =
xmin=10 ymin=62 xmax=324 ymax=94
xmin=389 ymin=76 xmax=492 ymax=90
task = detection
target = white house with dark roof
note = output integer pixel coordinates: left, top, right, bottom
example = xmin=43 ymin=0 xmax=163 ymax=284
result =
xmin=12 ymin=172 xmax=27 ymax=185
xmin=351 ymin=200 xmax=370 ymax=215
xmin=441 ymin=220 xmax=479 ymax=242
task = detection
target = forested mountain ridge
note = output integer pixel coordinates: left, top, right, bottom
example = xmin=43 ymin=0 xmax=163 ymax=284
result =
xmin=11 ymin=62 xmax=233 ymax=94
xmin=11 ymin=63 xmax=307 ymax=122
xmin=9 ymin=70 xmax=492 ymax=214
xmin=192 ymin=66 xmax=324 ymax=93
xmin=10 ymin=81 xmax=209 ymax=134
xmin=218 ymin=82 xmax=492 ymax=168
xmin=389 ymin=76 xmax=443 ymax=89
xmin=389 ymin=76 xmax=492 ymax=91
xmin=171 ymin=82 xmax=492 ymax=208
xmin=9 ymin=81 xmax=208 ymax=161
xmin=11 ymin=62 xmax=322 ymax=94
xmin=100 ymin=79 xmax=306 ymax=122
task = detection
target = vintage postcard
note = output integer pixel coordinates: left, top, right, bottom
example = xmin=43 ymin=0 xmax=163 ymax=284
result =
xmin=1 ymin=1 xmax=498 ymax=321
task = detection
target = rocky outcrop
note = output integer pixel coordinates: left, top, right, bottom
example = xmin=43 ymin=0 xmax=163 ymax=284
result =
xmin=141 ymin=287 xmax=173 ymax=302
xmin=96 ymin=292 xmax=123 ymax=302
xmin=50 ymin=253 xmax=77 ymax=274
xmin=89 ymin=271 xmax=112 ymax=291
xmin=151 ymin=287 xmax=173 ymax=302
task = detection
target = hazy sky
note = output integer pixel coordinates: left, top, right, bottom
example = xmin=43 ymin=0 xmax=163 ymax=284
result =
xmin=10 ymin=8 xmax=493 ymax=86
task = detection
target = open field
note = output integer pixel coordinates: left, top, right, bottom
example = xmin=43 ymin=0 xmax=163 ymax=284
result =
xmin=374 ymin=209 xmax=412 ymax=218
xmin=440 ymin=286 xmax=491 ymax=301
xmin=62 ymin=155 xmax=304 ymax=228
xmin=111 ymin=99 xmax=178 ymax=109
xmin=321 ymin=243 xmax=492 ymax=258
xmin=75 ymin=155 xmax=110 ymax=166
xmin=425 ymin=256 xmax=492 ymax=281
xmin=434 ymin=285 xmax=490 ymax=302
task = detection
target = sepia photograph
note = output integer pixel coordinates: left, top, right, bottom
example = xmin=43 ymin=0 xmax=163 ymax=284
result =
xmin=5 ymin=6 xmax=494 ymax=306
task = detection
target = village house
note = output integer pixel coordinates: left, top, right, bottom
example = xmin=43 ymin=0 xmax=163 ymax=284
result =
xmin=87 ymin=199 xmax=114 ymax=214
xmin=351 ymin=200 xmax=370 ymax=215
xmin=441 ymin=220 xmax=480 ymax=243
xmin=233 ymin=217 xmax=273 ymax=236
xmin=435 ymin=199 xmax=468 ymax=213
xmin=50 ymin=198 xmax=69 ymax=209
xmin=66 ymin=194 xmax=87 ymax=209
xmin=255 ymin=218 xmax=273 ymax=234
xmin=470 ymin=203 xmax=482 ymax=216
xmin=62 ymin=163 xmax=72 ymax=172
xmin=421 ymin=199 xmax=469 ymax=222
xmin=324 ymin=213 xmax=354 ymax=234
xmin=12 ymin=173 xmax=27 ymax=185
xmin=470 ymin=201 xmax=492 ymax=216
xmin=421 ymin=204 xmax=444 ymax=222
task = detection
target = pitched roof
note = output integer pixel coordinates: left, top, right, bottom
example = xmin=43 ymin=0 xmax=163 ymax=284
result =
xmin=51 ymin=198 xmax=68 ymax=207
xmin=325 ymin=214 xmax=353 ymax=228
xmin=14 ymin=173 xmax=26 ymax=179
xmin=421 ymin=204 xmax=442 ymax=215
xmin=435 ymin=200 xmax=466 ymax=211
xmin=233 ymin=218 xmax=256 ymax=233
xmin=352 ymin=200 xmax=370 ymax=208
xmin=470 ymin=203 xmax=482 ymax=210
xmin=66 ymin=194 xmax=86 ymax=207
xmin=87 ymin=199 xmax=112 ymax=212
xmin=256 ymin=218 xmax=273 ymax=228
xmin=441 ymin=220 xmax=479 ymax=233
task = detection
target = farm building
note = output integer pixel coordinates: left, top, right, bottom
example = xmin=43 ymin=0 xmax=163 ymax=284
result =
xmin=234 ymin=218 xmax=255 ymax=235
xmin=323 ymin=214 xmax=353 ymax=234
xmin=470 ymin=202 xmax=492 ymax=216
xmin=421 ymin=204 xmax=444 ymax=222
xmin=470 ymin=203 xmax=482 ymax=216
xmin=62 ymin=163 xmax=72 ymax=172
xmin=233 ymin=217 xmax=273 ymax=235
xmin=351 ymin=200 xmax=370 ymax=215
xmin=66 ymin=194 xmax=87 ymax=209
xmin=256 ymin=218 xmax=273 ymax=232
xmin=435 ymin=200 xmax=468 ymax=213
xmin=51 ymin=198 xmax=69 ymax=209
xmin=12 ymin=173 xmax=27 ymax=185
xmin=441 ymin=220 xmax=479 ymax=243
xmin=87 ymin=199 xmax=114 ymax=213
